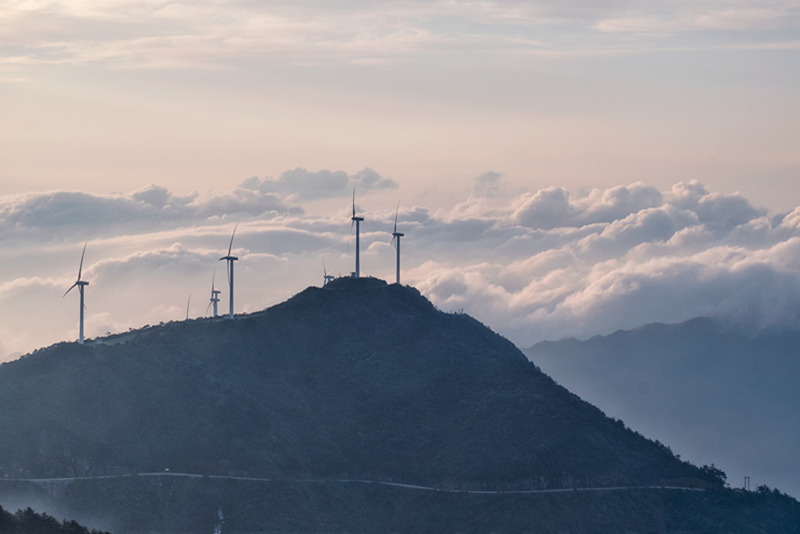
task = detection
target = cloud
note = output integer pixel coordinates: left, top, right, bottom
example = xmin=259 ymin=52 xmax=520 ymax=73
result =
xmin=593 ymin=2 xmax=800 ymax=34
xmin=0 ymin=183 xmax=300 ymax=240
xmin=407 ymin=179 xmax=800 ymax=345
xmin=5 ymin=0 xmax=800 ymax=74
xmin=472 ymin=171 xmax=506 ymax=197
xmin=512 ymin=182 xmax=664 ymax=230
xmin=2 ymin=176 xmax=800 ymax=361
xmin=242 ymin=167 xmax=397 ymax=202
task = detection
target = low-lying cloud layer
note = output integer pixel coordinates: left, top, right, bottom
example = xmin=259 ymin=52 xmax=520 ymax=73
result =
xmin=2 ymin=172 xmax=800 ymax=361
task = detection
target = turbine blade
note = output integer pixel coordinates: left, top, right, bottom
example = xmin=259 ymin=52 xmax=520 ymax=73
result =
xmin=64 ymin=282 xmax=78 ymax=297
xmin=352 ymin=187 xmax=356 ymax=218
xmin=394 ymin=201 xmax=399 ymax=233
xmin=186 ymin=294 xmax=191 ymax=320
xmin=205 ymin=301 xmax=213 ymax=316
xmin=391 ymin=235 xmax=396 ymax=250
xmin=211 ymin=270 xmax=215 ymax=292
xmin=228 ymin=224 xmax=237 ymax=257
xmin=77 ymin=242 xmax=87 ymax=282
xmin=323 ymin=258 xmax=327 ymax=277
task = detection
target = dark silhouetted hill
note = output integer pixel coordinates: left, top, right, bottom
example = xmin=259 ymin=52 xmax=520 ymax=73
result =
xmin=0 ymin=278 xmax=798 ymax=533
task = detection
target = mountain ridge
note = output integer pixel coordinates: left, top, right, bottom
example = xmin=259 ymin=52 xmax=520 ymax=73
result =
xmin=0 ymin=278 xmax=713 ymax=488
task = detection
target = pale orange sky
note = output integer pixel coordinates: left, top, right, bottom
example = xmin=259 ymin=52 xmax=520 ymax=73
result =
xmin=1 ymin=1 xmax=799 ymax=210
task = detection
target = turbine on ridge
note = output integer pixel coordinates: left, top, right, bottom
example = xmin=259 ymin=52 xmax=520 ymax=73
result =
xmin=206 ymin=271 xmax=221 ymax=318
xmin=219 ymin=225 xmax=238 ymax=319
xmin=351 ymin=188 xmax=364 ymax=278
xmin=390 ymin=202 xmax=404 ymax=285
xmin=63 ymin=243 xmax=90 ymax=344
xmin=323 ymin=258 xmax=335 ymax=286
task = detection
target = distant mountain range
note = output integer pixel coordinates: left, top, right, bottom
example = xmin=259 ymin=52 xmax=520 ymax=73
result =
xmin=0 ymin=278 xmax=798 ymax=533
xmin=526 ymin=317 xmax=800 ymax=500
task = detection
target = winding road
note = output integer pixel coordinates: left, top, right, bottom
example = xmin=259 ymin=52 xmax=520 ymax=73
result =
xmin=3 ymin=472 xmax=704 ymax=495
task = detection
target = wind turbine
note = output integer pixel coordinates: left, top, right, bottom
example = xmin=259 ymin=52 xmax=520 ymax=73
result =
xmin=185 ymin=294 xmax=191 ymax=321
xmin=64 ymin=243 xmax=89 ymax=344
xmin=219 ymin=225 xmax=238 ymax=319
xmin=206 ymin=271 xmax=221 ymax=317
xmin=390 ymin=203 xmax=404 ymax=285
xmin=323 ymin=259 xmax=334 ymax=286
xmin=351 ymin=188 xmax=364 ymax=278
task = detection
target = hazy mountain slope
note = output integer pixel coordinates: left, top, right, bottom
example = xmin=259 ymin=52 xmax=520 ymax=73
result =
xmin=526 ymin=318 xmax=800 ymax=499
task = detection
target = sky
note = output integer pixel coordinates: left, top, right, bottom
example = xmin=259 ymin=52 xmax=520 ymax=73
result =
xmin=1 ymin=0 xmax=799 ymax=361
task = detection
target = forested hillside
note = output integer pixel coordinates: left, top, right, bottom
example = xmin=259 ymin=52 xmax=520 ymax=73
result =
xmin=0 ymin=278 xmax=797 ymax=533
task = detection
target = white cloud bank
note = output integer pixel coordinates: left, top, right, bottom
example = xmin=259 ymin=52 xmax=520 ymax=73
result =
xmin=2 ymin=172 xmax=800 ymax=361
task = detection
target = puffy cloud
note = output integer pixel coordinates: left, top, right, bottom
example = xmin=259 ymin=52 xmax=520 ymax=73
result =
xmin=669 ymin=180 xmax=764 ymax=233
xmin=131 ymin=184 xmax=173 ymax=210
xmin=407 ymin=180 xmax=800 ymax=345
xmin=472 ymin=171 xmax=506 ymax=197
xmin=0 ymin=183 xmax=299 ymax=240
xmin=243 ymin=167 xmax=397 ymax=202
xmin=513 ymin=187 xmax=573 ymax=229
xmin=576 ymin=182 xmax=663 ymax=225
xmin=512 ymin=182 xmax=665 ymax=230
xmin=2 ymin=176 xmax=800 ymax=361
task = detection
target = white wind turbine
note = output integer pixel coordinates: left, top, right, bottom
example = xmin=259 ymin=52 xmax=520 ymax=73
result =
xmin=351 ymin=188 xmax=364 ymax=278
xmin=64 ymin=243 xmax=90 ymax=344
xmin=323 ymin=259 xmax=334 ymax=286
xmin=219 ymin=225 xmax=238 ymax=319
xmin=206 ymin=271 xmax=221 ymax=317
xmin=390 ymin=203 xmax=404 ymax=285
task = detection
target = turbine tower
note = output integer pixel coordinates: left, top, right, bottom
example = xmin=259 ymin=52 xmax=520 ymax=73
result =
xmin=391 ymin=203 xmax=404 ymax=285
xmin=207 ymin=271 xmax=221 ymax=317
xmin=351 ymin=188 xmax=364 ymax=278
xmin=219 ymin=225 xmax=238 ymax=319
xmin=64 ymin=243 xmax=89 ymax=344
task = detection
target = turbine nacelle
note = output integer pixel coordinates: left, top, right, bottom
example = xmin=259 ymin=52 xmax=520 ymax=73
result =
xmin=64 ymin=279 xmax=89 ymax=297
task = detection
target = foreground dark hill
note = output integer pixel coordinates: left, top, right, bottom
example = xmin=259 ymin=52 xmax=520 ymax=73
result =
xmin=0 ymin=278 xmax=798 ymax=533
xmin=1 ymin=278 xmax=709 ymax=488
xmin=526 ymin=318 xmax=800 ymax=499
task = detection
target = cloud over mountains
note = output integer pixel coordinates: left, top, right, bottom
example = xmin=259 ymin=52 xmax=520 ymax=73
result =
xmin=1 ymin=171 xmax=799 ymax=360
